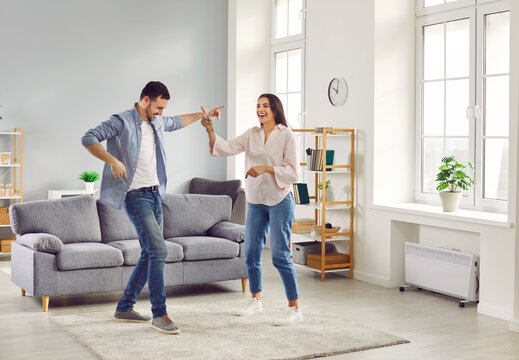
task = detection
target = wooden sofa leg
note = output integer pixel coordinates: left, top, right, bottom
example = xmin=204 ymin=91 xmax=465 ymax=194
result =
xmin=241 ymin=278 xmax=248 ymax=293
xmin=21 ymin=289 xmax=26 ymax=296
xmin=42 ymin=296 xmax=49 ymax=312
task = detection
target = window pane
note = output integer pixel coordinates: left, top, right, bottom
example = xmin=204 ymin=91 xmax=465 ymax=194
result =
xmin=277 ymin=93 xmax=288 ymax=116
xmin=446 ymin=19 xmax=470 ymax=78
xmin=276 ymin=0 xmax=288 ymax=39
xmin=424 ymin=23 xmax=444 ymax=80
xmin=423 ymin=81 xmax=444 ymax=136
xmin=445 ymin=138 xmax=470 ymax=195
xmin=485 ymin=12 xmax=510 ymax=75
xmin=287 ymin=49 xmax=302 ymax=92
xmin=287 ymin=93 xmax=302 ymax=128
xmin=484 ymin=139 xmax=508 ymax=200
xmin=424 ymin=0 xmax=444 ymax=6
xmin=445 ymin=79 xmax=469 ymax=136
xmin=423 ymin=138 xmax=444 ymax=193
xmin=485 ymin=75 xmax=509 ymax=137
xmin=275 ymin=51 xmax=288 ymax=93
xmin=288 ymin=0 xmax=303 ymax=37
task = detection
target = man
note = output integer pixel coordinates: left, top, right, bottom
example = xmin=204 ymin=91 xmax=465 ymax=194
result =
xmin=81 ymin=81 xmax=223 ymax=335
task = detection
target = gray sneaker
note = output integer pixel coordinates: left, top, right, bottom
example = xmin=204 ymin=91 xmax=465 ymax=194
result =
xmin=114 ymin=309 xmax=151 ymax=323
xmin=151 ymin=315 xmax=180 ymax=335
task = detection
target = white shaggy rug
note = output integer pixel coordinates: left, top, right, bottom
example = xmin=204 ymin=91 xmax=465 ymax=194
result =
xmin=50 ymin=298 xmax=408 ymax=360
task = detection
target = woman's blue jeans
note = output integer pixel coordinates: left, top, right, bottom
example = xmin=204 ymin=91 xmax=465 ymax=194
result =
xmin=116 ymin=188 xmax=168 ymax=318
xmin=245 ymin=193 xmax=299 ymax=301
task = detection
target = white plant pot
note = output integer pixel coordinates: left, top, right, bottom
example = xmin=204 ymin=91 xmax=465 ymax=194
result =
xmin=439 ymin=191 xmax=462 ymax=212
xmin=85 ymin=182 xmax=95 ymax=193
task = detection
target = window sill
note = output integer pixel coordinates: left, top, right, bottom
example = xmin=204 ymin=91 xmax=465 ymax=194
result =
xmin=370 ymin=202 xmax=513 ymax=228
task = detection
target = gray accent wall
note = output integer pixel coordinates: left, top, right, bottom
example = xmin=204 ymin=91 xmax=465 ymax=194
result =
xmin=0 ymin=0 xmax=228 ymax=201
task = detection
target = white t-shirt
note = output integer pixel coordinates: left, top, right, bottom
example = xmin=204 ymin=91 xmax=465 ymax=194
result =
xmin=129 ymin=121 xmax=159 ymax=190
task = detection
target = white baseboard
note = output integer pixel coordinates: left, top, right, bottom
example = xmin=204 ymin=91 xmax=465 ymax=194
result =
xmin=354 ymin=270 xmax=392 ymax=288
xmin=478 ymin=302 xmax=513 ymax=321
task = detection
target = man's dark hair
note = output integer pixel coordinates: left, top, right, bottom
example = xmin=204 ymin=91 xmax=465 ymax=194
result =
xmin=140 ymin=81 xmax=170 ymax=100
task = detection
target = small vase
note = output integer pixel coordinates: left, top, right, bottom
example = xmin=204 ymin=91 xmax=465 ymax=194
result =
xmin=85 ymin=182 xmax=95 ymax=193
xmin=439 ymin=191 xmax=462 ymax=212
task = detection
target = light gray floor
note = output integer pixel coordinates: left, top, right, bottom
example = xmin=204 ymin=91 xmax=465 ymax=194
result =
xmin=1 ymin=252 xmax=518 ymax=360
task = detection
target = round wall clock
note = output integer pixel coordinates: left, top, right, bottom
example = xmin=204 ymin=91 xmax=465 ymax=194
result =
xmin=328 ymin=77 xmax=348 ymax=106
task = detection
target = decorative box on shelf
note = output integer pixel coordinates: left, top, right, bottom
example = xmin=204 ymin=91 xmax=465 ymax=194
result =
xmin=306 ymin=252 xmax=350 ymax=271
xmin=292 ymin=241 xmax=336 ymax=266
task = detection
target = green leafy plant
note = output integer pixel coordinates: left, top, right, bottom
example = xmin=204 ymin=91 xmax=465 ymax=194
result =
xmin=435 ymin=156 xmax=475 ymax=192
xmin=79 ymin=170 xmax=100 ymax=183
xmin=0 ymin=105 xmax=3 ymax=120
xmin=317 ymin=180 xmax=331 ymax=190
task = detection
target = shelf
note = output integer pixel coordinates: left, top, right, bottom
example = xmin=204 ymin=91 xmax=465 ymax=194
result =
xmin=0 ymin=224 xmax=11 ymax=228
xmin=0 ymin=132 xmax=22 ymax=135
xmin=305 ymin=168 xmax=351 ymax=173
xmin=0 ymin=164 xmax=21 ymax=167
xmin=292 ymin=232 xmax=351 ymax=242
xmin=296 ymin=202 xmax=352 ymax=210
xmin=294 ymin=263 xmax=350 ymax=274
xmin=0 ymin=195 xmax=22 ymax=200
xmin=0 ymin=252 xmax=11 ymax=257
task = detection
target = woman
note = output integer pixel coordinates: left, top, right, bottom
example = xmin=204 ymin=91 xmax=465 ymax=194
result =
xmin=201 ymin=93 xmax=302 ymax=326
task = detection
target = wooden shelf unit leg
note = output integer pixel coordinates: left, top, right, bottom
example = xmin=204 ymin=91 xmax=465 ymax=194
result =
xmin=42 ymin=296 xmax=49 ymax=312
xmin=21 ymin=288 xmax=25 ymax=296
xmin=241 ymin=278 xmax=248 ymax=293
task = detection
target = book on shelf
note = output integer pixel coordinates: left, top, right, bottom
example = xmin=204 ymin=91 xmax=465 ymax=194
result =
xmin=293 ymin=183 xmax=310 ymax=204
xmin=309 ymin=149 xmax=334 ymax=171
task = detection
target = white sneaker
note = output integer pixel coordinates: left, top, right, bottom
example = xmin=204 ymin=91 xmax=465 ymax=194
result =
xmin=274 ymin=307 xmax=303 ymax=326
xmin=235 ymin=298 xmax=263 ymax=316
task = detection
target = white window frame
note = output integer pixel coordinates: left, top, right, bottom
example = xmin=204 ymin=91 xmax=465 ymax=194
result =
xmin=416 ymin=0 xmax=476 ymax=17
xmin=415 ymin=0 xmax=510 ymax=212
xmin=270 ymin=41 xmax=306 ymax=128
xmin=475 ymin=0 xmax=510 ymax=211
xmin=271 ymin=0 xmax=307 ymax=46
xmin=415 ymin=7 xmax=477 ymax=207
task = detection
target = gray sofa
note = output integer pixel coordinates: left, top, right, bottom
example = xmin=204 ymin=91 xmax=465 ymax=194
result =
xmin=9 ymin=194 xmax=247 ymax=312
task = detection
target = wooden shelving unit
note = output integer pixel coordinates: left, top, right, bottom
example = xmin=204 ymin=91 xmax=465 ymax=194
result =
xmin=0 ymin=128 xmax=23 ymax=255
xmin=292 ymin=128 xmax=355 ymax=281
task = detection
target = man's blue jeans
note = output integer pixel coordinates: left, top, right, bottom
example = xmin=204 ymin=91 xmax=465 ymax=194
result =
xmin=116 ymin=188 xmax=168 ymax=318
xmin=245 ymin=193 xmax=299 ymax=301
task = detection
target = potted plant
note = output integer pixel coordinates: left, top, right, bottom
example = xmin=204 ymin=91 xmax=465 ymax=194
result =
xmin=435 ymin=156 xmax=475 ymax=212
xmin=79 ymin=170 xmax=100 ymax=193
xmin=317 ymin=180 xmax=334 ymax=202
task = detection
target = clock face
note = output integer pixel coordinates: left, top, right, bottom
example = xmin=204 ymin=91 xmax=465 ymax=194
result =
xmin=328 ymin=77 xmax=348 ymax=106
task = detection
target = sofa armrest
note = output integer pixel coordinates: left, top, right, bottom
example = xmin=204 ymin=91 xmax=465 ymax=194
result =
xmin=208 ymin=221 xmax=245 ymax=243
xmin=16 ymin=233 xmax=64 ymax=254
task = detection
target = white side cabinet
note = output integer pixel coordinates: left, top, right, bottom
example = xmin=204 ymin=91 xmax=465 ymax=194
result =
xmin=48 ymin=189 xmax=100 ymax=199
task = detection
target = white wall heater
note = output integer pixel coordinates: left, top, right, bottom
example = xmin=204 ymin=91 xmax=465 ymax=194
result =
xmin=402 ymin=242 xmax=479 ymax=306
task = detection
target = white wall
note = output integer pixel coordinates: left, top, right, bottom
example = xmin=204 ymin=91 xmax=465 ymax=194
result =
xmin=227 ymin=0 xmax=271 ymax=181
xmin=363 ymin=0 xmax=518 ymax=322
xmin=510 ymin=0 xmax=519 ymax=333
xmin=0 ymin=0 xmax=228 ymax=202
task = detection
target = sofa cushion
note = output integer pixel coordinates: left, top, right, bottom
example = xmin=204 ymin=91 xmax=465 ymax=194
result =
xmin=208 ymin=222 xmax=245 ymax=243
xmin=16 ymin=233 xmax=64 ymax=254
xmin=9 ymin=195 xmax=102 ymax=244
xmin=107 ymin=239 xmax=184 ymax=265
xmin=166 ymin=236 xmax=239 ymax=261
xmin=161 ymin=194 xmax=231 ymax=238
xmin=56 ymin=243 xmax=124 ymax=270
xmin=96 ymin=200 xmax=138 ymax=242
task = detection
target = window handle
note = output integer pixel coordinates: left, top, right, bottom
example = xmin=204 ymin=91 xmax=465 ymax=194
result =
xmin=466 ymin=105 xmax=481 ymax=120
xmin=299 ymin=8 xmax=308 ymax=20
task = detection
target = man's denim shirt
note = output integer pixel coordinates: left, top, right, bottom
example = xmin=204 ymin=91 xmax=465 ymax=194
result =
xmin=81 ymin=105 xmax=183 ymax=209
